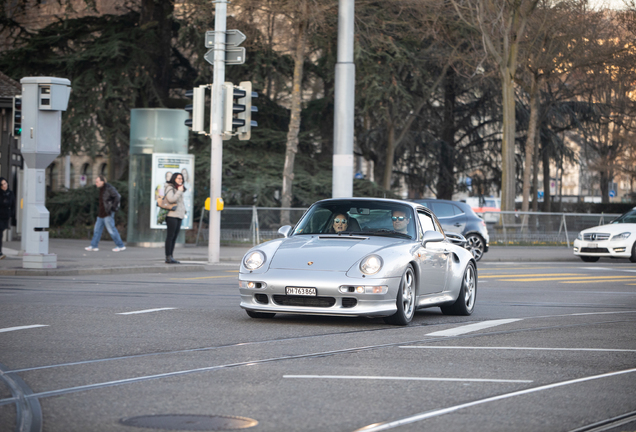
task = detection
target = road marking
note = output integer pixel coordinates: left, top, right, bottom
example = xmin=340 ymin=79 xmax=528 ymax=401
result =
xmin=400 ymin=346 xmax=636 ymax=353
xmin=117 ymin=308 xmax=176 ymax=315
xmin=425 ymin=319 xmax=522 ymax=337
xmin=480 ymin=273 xmax=581 ymax=279
xmin=0 ymin=325 xmax=48 ymax=333
xmin=283 ymin=375 xmax=533 ymax=384
xmin=500 ymin=275 xmax=636 ymax=282
xmin=355 ymin=367 xmax=636 ymax=431
xmin=173 ymin=275 xmax=237 ymax=280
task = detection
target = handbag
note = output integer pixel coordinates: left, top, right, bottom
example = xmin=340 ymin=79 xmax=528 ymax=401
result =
xmin=156 ymin=195 xmax=175 ymax=210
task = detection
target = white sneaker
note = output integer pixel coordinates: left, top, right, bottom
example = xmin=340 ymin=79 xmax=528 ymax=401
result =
xmin=85 ymin=246 xmax=99 ymax=251
xmin=112 ymin=247 xmax=126 ymax=252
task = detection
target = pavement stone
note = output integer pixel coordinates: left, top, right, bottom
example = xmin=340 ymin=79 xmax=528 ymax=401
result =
xmin=0 ymin=238 xmax=581 ymax=277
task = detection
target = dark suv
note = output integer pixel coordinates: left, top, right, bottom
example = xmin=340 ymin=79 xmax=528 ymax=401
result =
xmin=412 ymin=199 xmax=490 ymax=261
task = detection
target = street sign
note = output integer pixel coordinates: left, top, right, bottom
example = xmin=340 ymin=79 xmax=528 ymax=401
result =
xmin=609 ymin=190 xmax=616 ymax=198
xmin=205 ymin=29 xmax=246 ymax=48
xmin=204 ymin=47 xmax=246 ymax=65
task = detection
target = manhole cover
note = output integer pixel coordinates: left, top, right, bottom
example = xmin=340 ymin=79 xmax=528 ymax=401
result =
xmin=120 ymin=414 xmax=258 ymax=431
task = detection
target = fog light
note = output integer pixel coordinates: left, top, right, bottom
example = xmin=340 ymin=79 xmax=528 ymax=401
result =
xmin=356 ymin=286 xmax=364 ymax=293
xmin=614 ymin=247 xmax=626 ymax=253
xmin=239 ymin=280 xmax=266 ymax=289
xmin=573 ymin=247 xmax=579 ymax=252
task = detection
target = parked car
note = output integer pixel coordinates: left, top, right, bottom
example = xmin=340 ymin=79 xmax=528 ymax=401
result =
xmin=412 ymin=199 xmax=490 ymax=261
xmin=573 ymin=207 xmax=636 ymax=262
xmin=239 ymin=198 xmax=477 ymax=326
xmin=463 ymin=197 xmax=501 ymax=223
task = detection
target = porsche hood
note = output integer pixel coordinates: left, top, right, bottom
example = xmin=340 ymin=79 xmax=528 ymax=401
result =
xmin=268 ymin=235 xmax=405 ymax=271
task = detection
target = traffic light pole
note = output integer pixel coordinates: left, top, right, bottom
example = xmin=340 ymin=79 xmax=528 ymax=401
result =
xmin=209 ymin=0 xmax=227 ymax=264
xmin=332 ymin=0 xmax=355 ymax=198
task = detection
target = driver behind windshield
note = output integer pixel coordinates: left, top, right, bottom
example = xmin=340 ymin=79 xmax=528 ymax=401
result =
xmin=391 ymin=209 xmax=411 ymax=235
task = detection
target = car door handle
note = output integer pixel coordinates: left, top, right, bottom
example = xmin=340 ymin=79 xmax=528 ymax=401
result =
xmin=454 ymin=223 xmax=462 ymax=227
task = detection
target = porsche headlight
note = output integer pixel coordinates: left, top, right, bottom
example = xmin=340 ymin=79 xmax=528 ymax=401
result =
xmin=611 ymin=232 xmax=631 ymax=241
xmin=360 ymin=255 xmax=383 ymax=275
xmin=244 ymin=251 xmax=266 ymax=270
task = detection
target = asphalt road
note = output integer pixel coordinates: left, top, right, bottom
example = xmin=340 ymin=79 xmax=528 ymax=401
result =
xmin=1 ymin=259 xmax=635 ymax=432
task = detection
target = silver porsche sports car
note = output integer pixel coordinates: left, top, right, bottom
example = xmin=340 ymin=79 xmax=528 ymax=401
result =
xmin=238 ymin=198 xmax=477 ymax=325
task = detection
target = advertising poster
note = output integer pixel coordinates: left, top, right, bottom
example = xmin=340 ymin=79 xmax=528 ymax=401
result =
xmin=150 ymin=153 xmax=195 ymax=230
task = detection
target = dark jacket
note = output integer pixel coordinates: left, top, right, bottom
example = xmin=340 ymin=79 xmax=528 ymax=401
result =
xmin=0 ymin=188 xmax=15 ymax=221
xmin=100 ymin=183 xmax=121 ymax=215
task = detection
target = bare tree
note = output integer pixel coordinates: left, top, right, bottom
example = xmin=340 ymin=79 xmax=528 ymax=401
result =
xmin=451 ymin=0 xmax=540 ymax=212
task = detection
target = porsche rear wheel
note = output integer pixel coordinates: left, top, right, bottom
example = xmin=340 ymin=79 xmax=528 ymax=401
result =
xmin=384 ymin=265 xmax=416 ymax=326
xmin=246 ymin=310 xmax=276 ymax=319
xmin=441 ymin=261 xmax=476 ymax=316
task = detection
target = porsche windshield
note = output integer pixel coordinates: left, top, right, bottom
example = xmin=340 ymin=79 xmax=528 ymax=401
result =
xmin=293 ymin=200 xmax=416 ymax=239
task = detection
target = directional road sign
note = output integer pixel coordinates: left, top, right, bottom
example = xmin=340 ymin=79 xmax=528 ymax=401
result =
xmin=205 ymin=29 xmax=246 ymax=48
xmin=204 ymin=47 xmax=245 ymax=65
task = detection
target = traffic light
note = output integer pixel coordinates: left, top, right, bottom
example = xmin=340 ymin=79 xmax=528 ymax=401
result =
xmin=12 ymin=95 xmax=21 ymax=137
xmin=223 ymin=81 xmax=258 ymax=140
xmin=237 ymin=81 xmax=258 ymax=141
xmin=184 ymin=85 xmax=206 ymax=133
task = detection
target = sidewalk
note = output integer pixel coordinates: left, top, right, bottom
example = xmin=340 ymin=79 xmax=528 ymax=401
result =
xmin=0 ymin=238 xmax=579 ymax=277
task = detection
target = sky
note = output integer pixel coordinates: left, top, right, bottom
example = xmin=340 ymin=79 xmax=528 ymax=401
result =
xmin=589 ymin=0 xmax=631 ymax=9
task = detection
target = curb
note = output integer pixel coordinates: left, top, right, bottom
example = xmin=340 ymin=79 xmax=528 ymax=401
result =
xmin=0 ymin=262 xmax=240 ymax=277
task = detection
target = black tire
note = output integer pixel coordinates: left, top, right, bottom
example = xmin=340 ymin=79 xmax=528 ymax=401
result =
xmin=465 ymin=234 xmax=485 ymax=261
xmin=580 ymin=256 xmax=600 ymax=263
xmin=384 ymin=265 xmax=416 ymax=326
xmin=630 ymin=243 xmax=636 ymax=263
xmin=246 ymin=310 xmax=276 ymax=319
xmin=441 ymin=261 xmax=476 ymax=316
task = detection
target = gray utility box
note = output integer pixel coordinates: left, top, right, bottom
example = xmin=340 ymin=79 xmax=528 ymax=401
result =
xmin=20 ymin=77 xmax=71 ymax=268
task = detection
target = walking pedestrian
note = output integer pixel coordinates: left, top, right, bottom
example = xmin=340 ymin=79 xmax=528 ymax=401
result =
xmin=164 ymin=172 xmax=186 ymax=264
xmin=85 ymin=175 xmax=126 ymax=252
xmin=0 ymin=177 xmax=16 ymax=260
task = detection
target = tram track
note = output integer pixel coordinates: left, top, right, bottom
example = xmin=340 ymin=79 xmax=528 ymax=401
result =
xmin=1 ymin=311 xmax=635 ymax=431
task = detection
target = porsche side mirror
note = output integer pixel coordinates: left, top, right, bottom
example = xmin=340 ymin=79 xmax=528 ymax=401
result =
xmin=278 ymin=225 xmax=292 ymax=238
xmin=445 ymin=232 xmax=467 ymax=247
xmin=422 ymin=230 xmax=444 ymax=247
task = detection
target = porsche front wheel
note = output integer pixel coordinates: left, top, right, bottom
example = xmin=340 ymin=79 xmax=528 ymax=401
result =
xmin=384 ymin=265 xmax=416 ymax=326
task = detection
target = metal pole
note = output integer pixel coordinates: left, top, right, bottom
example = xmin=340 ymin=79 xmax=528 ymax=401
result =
xmin=208 ymin=0 xmax=227 ymax=264
xmin=332 ymin=0 xmax=355 ymax=198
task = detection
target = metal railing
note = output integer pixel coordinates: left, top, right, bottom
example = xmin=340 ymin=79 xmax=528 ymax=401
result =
xmin=195 ymin=206 xmax=620 ymax=247
xmin=475 ymin=211 xmax=621 ymax=247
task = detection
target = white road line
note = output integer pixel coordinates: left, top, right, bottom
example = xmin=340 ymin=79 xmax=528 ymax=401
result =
xmin=400 ymin=346 xmax=636 ymax=353
xmin=0 ymin=325 xmax=49 ymax=333
xmin=117 ymin=308 xmax=176 ymax=315
xmin=356 ymin=367 xmax=636 ymax=432
xmin=425 ymin=319 xmax=522 ymax=337
xmin=284 ymin=375 xmax=532 ymax=384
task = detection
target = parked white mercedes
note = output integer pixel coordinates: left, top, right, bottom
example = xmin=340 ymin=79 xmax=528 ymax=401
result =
xmin=573 ymin=208 xmax=636 ymax=262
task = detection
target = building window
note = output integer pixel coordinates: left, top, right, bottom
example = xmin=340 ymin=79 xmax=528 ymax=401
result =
xmin=80 ymin=163 xmax=92 ymax=187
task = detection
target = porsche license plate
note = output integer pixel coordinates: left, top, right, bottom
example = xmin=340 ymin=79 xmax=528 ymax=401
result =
xmin=286 ymin=287 xmax=317 ymax=296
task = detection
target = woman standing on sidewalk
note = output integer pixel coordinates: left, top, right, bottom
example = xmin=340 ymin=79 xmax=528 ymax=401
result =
xmin=164 ymin=172 xmax=186 ymax=264
xmin=0 ymin=177 xmax=16 ymax=260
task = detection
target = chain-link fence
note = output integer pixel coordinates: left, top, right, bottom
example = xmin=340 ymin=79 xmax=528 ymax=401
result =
xmin=477 ymin=211 xmax=621 ymax=246
xmin=196 ymin=206 xmax=621 ymax=247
